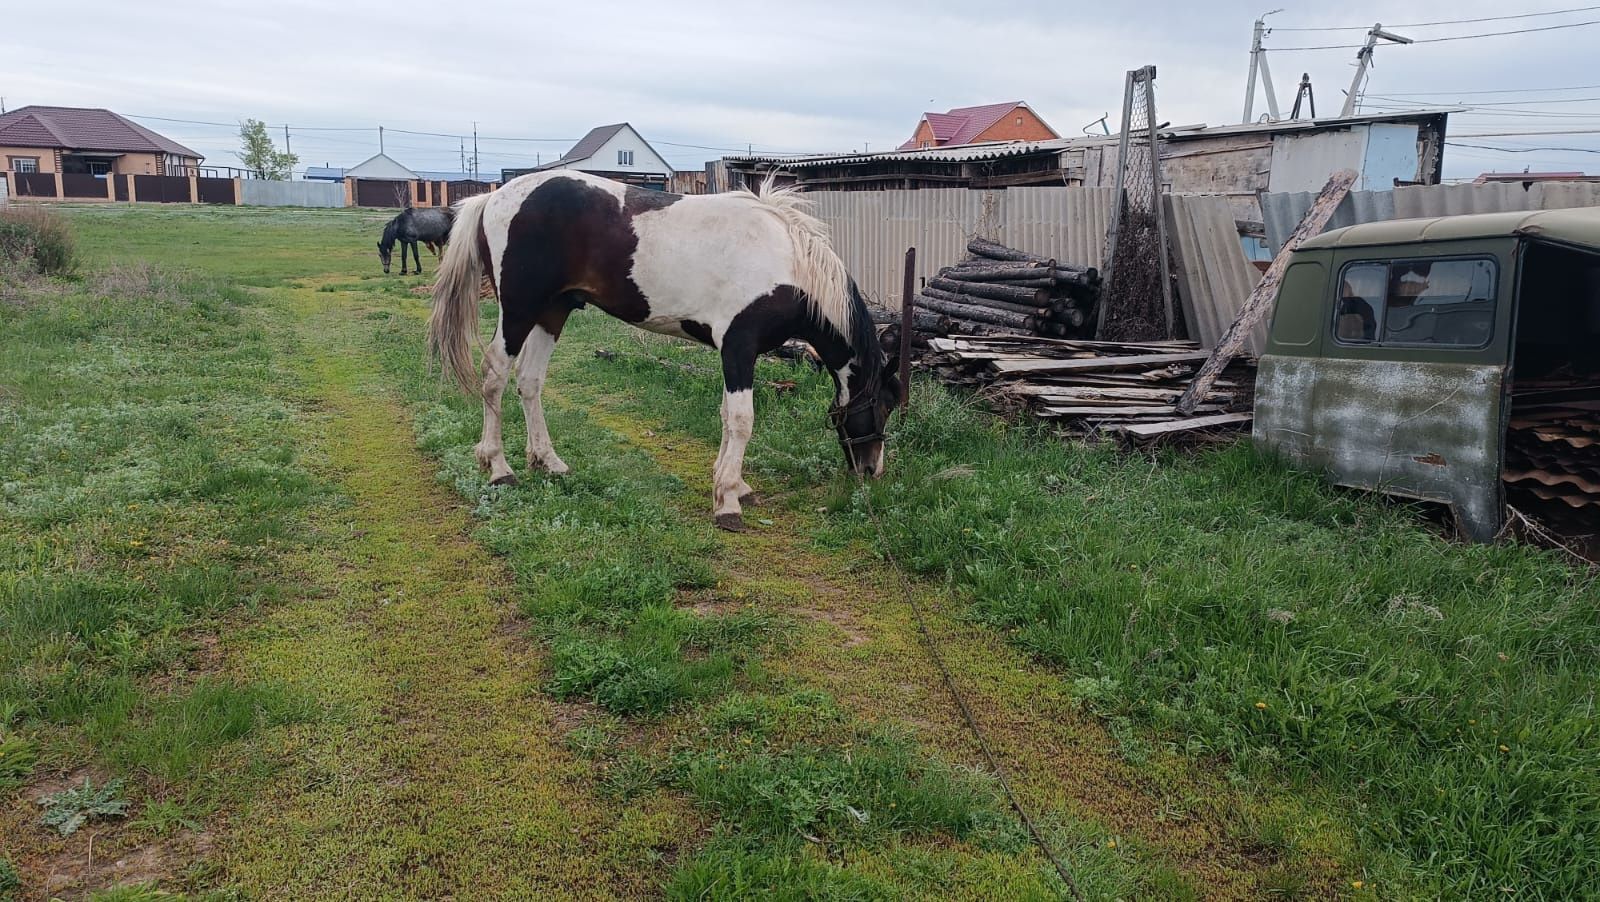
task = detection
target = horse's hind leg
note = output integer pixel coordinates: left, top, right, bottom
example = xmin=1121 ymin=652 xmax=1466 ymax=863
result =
xmin=515 ymin=319 xmax=570 ymax=475
xmin=475 ymin=319 xmax=518 ymax=486
xmin=410 ymin=240 xmax=423 ymax=275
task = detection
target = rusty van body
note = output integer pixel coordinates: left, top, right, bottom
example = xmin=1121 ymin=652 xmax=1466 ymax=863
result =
xmin=1254 ymin=207 xmax=1600 ymax=541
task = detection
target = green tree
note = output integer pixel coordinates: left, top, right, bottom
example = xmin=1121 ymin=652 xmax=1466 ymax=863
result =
xmin=237 ymin=118 xmax=298 ymax=180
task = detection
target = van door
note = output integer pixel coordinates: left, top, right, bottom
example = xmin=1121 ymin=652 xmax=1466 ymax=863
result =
xmin=1264 ymin=240 xmax=1516 ymax=540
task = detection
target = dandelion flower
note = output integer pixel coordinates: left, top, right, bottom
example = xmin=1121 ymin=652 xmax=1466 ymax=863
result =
xmin=1254 ymin=701 xmax=1268 ymax=710
xmin=1352 ymin=880 xmax=1365 ymax=890
xmin=1499 ymin=745 xmax=1510 ymax=753
xmin=1106 ymin=839 xmax=1117 ymax=849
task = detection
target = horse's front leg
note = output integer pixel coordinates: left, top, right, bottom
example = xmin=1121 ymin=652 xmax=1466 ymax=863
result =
xmin=713 ymin=345 xmax=758 ymax=531
xmin=474 ymin=321 xmax=517 ymax=485
xmin=399 ymin=239 xmax=410 ymax=275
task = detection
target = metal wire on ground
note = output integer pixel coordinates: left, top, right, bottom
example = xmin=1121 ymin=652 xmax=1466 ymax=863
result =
xmin=857 ymin=485 xmax=1086 ymax=902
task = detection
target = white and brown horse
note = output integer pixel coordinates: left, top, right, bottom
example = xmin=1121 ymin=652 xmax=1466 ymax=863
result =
xmin=428 ymin=171 xmax=899 ymax=529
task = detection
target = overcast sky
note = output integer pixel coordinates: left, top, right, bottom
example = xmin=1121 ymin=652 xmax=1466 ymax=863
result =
xmin=6 ymin=0 xmax=1597 ymax=180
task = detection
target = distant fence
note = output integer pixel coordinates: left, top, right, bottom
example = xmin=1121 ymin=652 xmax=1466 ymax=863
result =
xmin=240 ymin=179 xmax=344 ymax=208
xmin=0 ymin=170 xmax=500 ymax=209
xmin=811 ymin=187 xmax=1116 ymax=307
xmin=1262 ymin=182 xmax=1600 ymax=252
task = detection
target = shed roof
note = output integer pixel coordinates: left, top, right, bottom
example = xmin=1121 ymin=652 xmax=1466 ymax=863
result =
xmin=345 ymin=152 xmax=418 ymax=181
xmin=734 ymin=109 xmax=1455 ymax=170
xmin=1302 ymin=206 xmax=1600 ymax=251
xmin=0 ymin=106 xmax=200 ymax=158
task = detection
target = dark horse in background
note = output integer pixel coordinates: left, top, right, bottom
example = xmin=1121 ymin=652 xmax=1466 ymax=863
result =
xmin=378 ymin=207 xmax=455 ymax=274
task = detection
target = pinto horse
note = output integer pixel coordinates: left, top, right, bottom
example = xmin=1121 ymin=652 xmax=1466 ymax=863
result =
xmin=378 ymin=206 xmax=455 ymax=275
xmin=428 ymin=171 xmax=899 ymax=530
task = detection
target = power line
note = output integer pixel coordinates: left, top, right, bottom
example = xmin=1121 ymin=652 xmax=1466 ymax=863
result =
xmin=1366 ymin=93 xmax=1600 ymax=107
xmin=1448 ymin=141 xmax=1600 ymax=154
xmin=1271 ymin=5 xmax=1600 ymax=31
xmin=1455 ymin=128 xmax=1600 ymax=137
xmin=1367 ymin=84 xmax=1600 ymax=97
xmin=1267 ymin=17 xmax=1600 ymax=50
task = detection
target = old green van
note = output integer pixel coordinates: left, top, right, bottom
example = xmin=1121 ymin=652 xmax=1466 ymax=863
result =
xmin=1254 ymin=207 xmax=1600 ymax=541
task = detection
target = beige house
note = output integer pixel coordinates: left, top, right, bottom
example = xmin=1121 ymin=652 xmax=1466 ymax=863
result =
xmin=0 ymin=105 xmax=202 ymax=178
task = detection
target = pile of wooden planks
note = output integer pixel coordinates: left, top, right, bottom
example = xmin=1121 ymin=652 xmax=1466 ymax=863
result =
xmin=924 ymin=335 xmax=1255 ymax=439
xmin=1505 ymin=384 xmax=1600 ymax=516
xmin=908 ymin=237 xmax=1101 ymax=340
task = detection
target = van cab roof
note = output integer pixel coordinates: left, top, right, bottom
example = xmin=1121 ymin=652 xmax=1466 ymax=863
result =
xmin=1301 ymin=206 xmax=1600 ymax=251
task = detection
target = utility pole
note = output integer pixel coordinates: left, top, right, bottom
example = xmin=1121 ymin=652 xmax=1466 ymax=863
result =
xmin=1242 ymin=9 xmax=1283 ymax=123
xmin=1341 ymin=23 xmax=1413 ymax=117
xmin=283 ymin=125 xmax=291 ymax=159
xmin=472 ymin=122 xmax=479 ymax=182
xmin=1289 ymin=74 xmax=1316 ymax=119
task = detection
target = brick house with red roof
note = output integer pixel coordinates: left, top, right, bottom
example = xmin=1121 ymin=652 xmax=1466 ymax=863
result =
xmin=898 ymin=101 xmax=1058 ymax=151
xmin=0 ymin=105 xmax=202 ymax=179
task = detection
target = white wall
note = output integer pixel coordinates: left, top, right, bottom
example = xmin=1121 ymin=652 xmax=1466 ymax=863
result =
xmin=564 ymin=126 xmax=673 ymax=176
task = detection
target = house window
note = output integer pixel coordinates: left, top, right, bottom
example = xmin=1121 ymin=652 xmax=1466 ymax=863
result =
xmin=10 ymin=157 xmax=39 ymax=174
xmin=617 ymin=150 xmax=634 ymax=166
xmin=88 ymin=161 xmax=111 ymax=177
xmin=1334 ymin=258 xmax=1498 ymax=347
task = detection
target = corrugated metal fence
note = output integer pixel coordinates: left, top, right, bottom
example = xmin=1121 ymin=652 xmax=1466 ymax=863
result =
xmin=811 ymin=187 xmax=1116 ymax=306
xmin=1262 ymin=183 xmax=1600 ymax=252
xmin=239 ymin=179 xmax=346 ymax=208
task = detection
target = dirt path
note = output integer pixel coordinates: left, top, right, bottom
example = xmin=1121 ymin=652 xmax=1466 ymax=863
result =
xmin=210 ymin=287 xmax=685 ymax=899
xmin=561 ymin=393 xmax=1346 ymax=900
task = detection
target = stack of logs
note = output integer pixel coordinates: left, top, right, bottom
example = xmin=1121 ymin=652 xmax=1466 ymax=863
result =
xmin=924 ymin=334 xmax=1255 ymax=440
xmin=905 ymin=238 xmax=1101 ymax=340
xmin=1504 ymin=382 xmax=1600 ymax=520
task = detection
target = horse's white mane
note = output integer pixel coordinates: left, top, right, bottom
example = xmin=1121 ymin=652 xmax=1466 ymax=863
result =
xmin=745 ymin=175 xmax=853 ymax=337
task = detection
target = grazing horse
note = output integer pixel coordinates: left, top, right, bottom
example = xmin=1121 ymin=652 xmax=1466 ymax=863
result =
xmin=378 ymin=206 xmax=455 ymax=275
xmin=428 ymin=171 xmax=900 ymax=530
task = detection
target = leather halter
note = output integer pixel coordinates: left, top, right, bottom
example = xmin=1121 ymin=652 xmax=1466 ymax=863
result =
xmin=829 ymin=391 xmax=884 ymax=448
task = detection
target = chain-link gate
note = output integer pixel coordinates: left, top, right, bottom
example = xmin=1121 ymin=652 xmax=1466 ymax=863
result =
xmin=1098 ymin=65 xmax=1178 ymax=341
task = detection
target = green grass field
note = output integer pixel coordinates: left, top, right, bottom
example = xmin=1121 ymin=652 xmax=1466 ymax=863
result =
xmin=1 ymin=202 xmax=1596 ymax=899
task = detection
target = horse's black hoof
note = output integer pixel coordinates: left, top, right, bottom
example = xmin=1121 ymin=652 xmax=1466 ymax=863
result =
xmin=714 ymin=513 xmax=746 ymax=533
xmin=489 ymin=473 xmax=519 ymax=487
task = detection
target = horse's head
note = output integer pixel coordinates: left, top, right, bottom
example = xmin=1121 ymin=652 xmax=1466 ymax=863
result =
xmin=830 ymin=349 xmax=901 ymax=478
xmin=377 ymin=218 xmax=399 ymax=273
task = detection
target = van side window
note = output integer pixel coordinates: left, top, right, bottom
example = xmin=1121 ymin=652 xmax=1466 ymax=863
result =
xmin=1336 ymin=263 xmax=1387 ymax=342
xmin=1334 ymin=258 xmax=1497 ymax=347
xmin=1385 ymin=259 xmax=1496 ymax=346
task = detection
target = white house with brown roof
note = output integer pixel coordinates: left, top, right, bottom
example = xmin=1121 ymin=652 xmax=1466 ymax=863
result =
xmin=533 ymin=123 xmax=673 ymax=186
xmin=0 ymin=106 xmax=202 ymax=177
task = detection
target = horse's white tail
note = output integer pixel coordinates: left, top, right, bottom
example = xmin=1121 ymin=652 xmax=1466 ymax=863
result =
xmin=752 ymin=175 xmax=852 ymax=336
xmin=428 ymin=192 xmax=493 ymax=393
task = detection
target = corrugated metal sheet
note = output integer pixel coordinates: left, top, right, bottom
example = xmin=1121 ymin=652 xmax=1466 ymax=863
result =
xmin=1393 ymin=183 xmax=1537 ymax=217
xmin=1000 ymin=187 xmax=1115 ymax=270
xmin=1262 ymin=189 xmax=1396 ymax=252
xmin=1164 ymin=194 xmax=1265 ymax=354
xmin=1264 ymin=183 xmax=1600 ymax=252
xmin=811 ymin=187 xmax=1114 ymax=307
xmin=1394 ymin=182 xmax=1600 ymax=218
